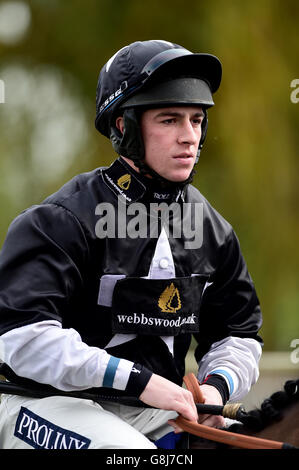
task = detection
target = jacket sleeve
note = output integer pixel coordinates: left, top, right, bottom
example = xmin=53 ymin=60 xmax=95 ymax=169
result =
xmin=0 ymin=204 xmax=152 ymax=395
xmin=194 ymin=228 xmax=263 ymax=401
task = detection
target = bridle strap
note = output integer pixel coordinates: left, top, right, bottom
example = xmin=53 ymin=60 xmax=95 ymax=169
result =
xmin=176 ymin=373 xmax=286 ymax=449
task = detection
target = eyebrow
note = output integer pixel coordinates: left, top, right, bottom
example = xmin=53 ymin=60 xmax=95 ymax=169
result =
xmin=154 ymin=110 xmax=205 ymax=119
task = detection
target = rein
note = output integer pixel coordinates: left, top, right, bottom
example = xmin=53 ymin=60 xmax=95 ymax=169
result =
xmin=0 ymin=367 xmax=296 ymax=449
xmin=176 ymin=373 xmax=296 ymax=449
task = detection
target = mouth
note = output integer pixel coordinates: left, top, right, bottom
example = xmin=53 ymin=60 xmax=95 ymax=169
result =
xmin=173 ymin=154 xmax=194 ymax=163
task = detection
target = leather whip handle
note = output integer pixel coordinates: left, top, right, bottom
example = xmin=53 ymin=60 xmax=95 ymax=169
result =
xmin=176 ymin=372 xmax=285 ymax=449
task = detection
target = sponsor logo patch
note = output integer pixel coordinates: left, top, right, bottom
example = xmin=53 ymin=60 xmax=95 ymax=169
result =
xmin=14 ymin=407 xmax=91 ymax=449
xmin=117 ymin=173 xmax=131 ymax=190
xmin=111 ymin=275 xmax=208 ymax=336
xmin=158 ymin=283 xmax=181 ymax=313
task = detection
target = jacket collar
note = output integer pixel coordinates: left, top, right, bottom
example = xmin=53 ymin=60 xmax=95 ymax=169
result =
xmin=101 ymin=158 xmax=146 ymax=203
xmin=101 ymin=158 xmax=187 ymax=204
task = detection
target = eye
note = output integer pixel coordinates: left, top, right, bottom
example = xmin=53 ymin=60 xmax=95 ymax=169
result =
xmin=192 ymin=117 xmax=203 ymax=126
xmin=162 ymin=118 xmax=176 ymax=124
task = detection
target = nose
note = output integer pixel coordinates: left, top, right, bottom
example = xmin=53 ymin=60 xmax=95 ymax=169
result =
xmin=177 ymin=119 xmax=200 ymax=146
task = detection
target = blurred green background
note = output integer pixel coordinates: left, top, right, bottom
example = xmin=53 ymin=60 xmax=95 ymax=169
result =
xmin=0 ymin=0 xmax=298 ymax=352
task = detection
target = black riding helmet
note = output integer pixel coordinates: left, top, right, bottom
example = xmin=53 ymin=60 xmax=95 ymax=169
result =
xmin=95 ymin=40 xmax=222 ymax=184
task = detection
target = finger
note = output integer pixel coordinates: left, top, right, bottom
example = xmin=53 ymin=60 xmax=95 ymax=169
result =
xmin=197 ymin=413 xmax=209 ymax=424
xmin=175 ymin=400 xmax=198 ymax=422
xmin=168 ymin=419 xmax=183 ymax=434
xmin=182 ymin=390 xmax=198 ymax=419
xmin=201 ymin=415 xmax=225 ymax=428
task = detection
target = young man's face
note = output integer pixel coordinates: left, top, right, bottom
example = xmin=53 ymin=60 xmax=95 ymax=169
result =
xmin=140 ymin=106 xmax=204 ymax=182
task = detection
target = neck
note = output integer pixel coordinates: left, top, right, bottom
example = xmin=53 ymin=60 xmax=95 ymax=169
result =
xmin=120 ymin=156 xmax=148 ymax=176
xmin=119 ymin=157 xmax=186 ymax=203
xmin=119 ymin=156 xmax=194 ymax=189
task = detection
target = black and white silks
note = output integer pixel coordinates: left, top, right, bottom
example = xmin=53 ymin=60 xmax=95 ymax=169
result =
xmin=0 ymin=158 xmax=262 ymax=402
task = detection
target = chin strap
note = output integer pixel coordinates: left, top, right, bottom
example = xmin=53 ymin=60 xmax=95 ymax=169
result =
xmin=134 ymin=159 xmax=195 ymax=190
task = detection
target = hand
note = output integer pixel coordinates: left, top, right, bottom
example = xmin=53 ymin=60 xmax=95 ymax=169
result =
xmin=168 ymin=383 xmax=226 ymax=433
xmin=139 ymin=373 xmax=198 ymax=425
xmin=196 ymin=384 xmax=225 ymax=428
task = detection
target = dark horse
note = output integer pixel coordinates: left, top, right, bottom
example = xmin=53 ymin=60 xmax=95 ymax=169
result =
xmin=190 ymin=379 xmax=299 ymax=449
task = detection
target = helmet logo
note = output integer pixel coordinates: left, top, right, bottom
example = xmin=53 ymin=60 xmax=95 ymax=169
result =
xmin=99 ymin=81 xmax=128 ymax=115
xmin=158 ymin=283 xmax=182 ymax=313
xmin=117 ymin=173 xmax=131 ymax=190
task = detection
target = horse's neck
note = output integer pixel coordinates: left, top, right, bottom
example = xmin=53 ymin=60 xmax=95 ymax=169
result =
xmin=253 ymin=401 xmax=299 ymax=447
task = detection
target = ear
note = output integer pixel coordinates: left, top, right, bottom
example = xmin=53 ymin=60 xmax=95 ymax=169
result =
xmin=116 ymin=116 xmax=124 ymax=134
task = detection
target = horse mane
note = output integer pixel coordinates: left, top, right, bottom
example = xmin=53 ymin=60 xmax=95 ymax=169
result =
xmin=228 ymin=379 xmax=299 ymax=433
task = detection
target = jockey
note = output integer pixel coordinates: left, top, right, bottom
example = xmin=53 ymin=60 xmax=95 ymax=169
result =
xmin=0 ymin=40 xmax=263 ymax=449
